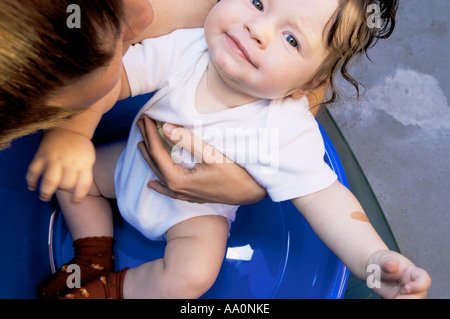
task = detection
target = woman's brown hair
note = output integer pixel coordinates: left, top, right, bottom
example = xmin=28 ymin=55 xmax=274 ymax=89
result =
xmin=0 ymin=0 xmax=124 ymax=149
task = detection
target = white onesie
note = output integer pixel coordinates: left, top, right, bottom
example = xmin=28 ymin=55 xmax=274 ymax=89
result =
xmin=116 ymin=29 xmax=337 ymax=240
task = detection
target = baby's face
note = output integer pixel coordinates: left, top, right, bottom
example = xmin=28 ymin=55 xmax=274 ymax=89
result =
xmin=205 ymin=0 xmax=338 ymax=99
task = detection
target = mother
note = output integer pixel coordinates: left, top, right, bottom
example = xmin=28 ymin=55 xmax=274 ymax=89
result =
xmin=0 ymin=0 xmax=325 ymax=203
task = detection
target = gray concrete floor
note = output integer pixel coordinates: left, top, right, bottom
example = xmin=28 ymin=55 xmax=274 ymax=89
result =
xmin=328 ymin=0 xmax=449 ymax=299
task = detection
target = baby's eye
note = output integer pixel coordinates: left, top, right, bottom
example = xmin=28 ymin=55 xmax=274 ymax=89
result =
xmin=284 ymin=33 xmax=298 ymax=48
xmin=252 ymin=0 xmax=264 ymax=11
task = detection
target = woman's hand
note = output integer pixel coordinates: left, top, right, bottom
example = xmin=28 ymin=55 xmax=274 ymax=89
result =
xmin=137 ymin=115 xmax=267 ymax=205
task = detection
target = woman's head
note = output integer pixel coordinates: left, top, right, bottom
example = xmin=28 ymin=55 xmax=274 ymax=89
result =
xmin=309 ymin=0 xmax=399 ymax=108
xmin=0 ymin=0 xmax=153 ymax=149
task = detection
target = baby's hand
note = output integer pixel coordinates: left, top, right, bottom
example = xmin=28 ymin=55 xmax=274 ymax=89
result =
xmin=365 ymin=250 xmax=431 ymax=299
xmin=26 ymin=128 xmax=95 ymax=202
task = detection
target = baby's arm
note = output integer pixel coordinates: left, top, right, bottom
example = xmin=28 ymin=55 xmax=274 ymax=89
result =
xmin=26 ymin=70 xmax=131 ymax=202
xmin=292 ymin=181 xmax=431 ymax=299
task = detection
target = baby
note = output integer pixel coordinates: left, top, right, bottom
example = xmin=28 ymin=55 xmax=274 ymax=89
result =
xmin=31 ymin=0 xmax=430 ymax=299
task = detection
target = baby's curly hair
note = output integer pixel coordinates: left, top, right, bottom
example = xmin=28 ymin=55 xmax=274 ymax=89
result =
xmin=310 ymin=0 xmax=399 ymax=109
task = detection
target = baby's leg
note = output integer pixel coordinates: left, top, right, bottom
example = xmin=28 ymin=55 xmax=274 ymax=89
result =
xmin=123 ymin=215 xmax=229 ymax=298
xmin=40 ymin=141 xmax=126 ymax=298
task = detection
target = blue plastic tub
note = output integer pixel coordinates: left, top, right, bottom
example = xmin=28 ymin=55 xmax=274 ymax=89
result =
xmin=50 ymin=114 xmax=349 ymax=298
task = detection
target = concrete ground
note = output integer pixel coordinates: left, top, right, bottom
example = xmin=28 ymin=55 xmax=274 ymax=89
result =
xmin=328 ymin=0 xmax=449 ymax=298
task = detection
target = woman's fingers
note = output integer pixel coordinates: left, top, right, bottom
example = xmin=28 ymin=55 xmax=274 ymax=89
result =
xmin=137 ymin=141 xmax=166 ymax=183
xmin=138 ymin=117 xmax=187 ymax=183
